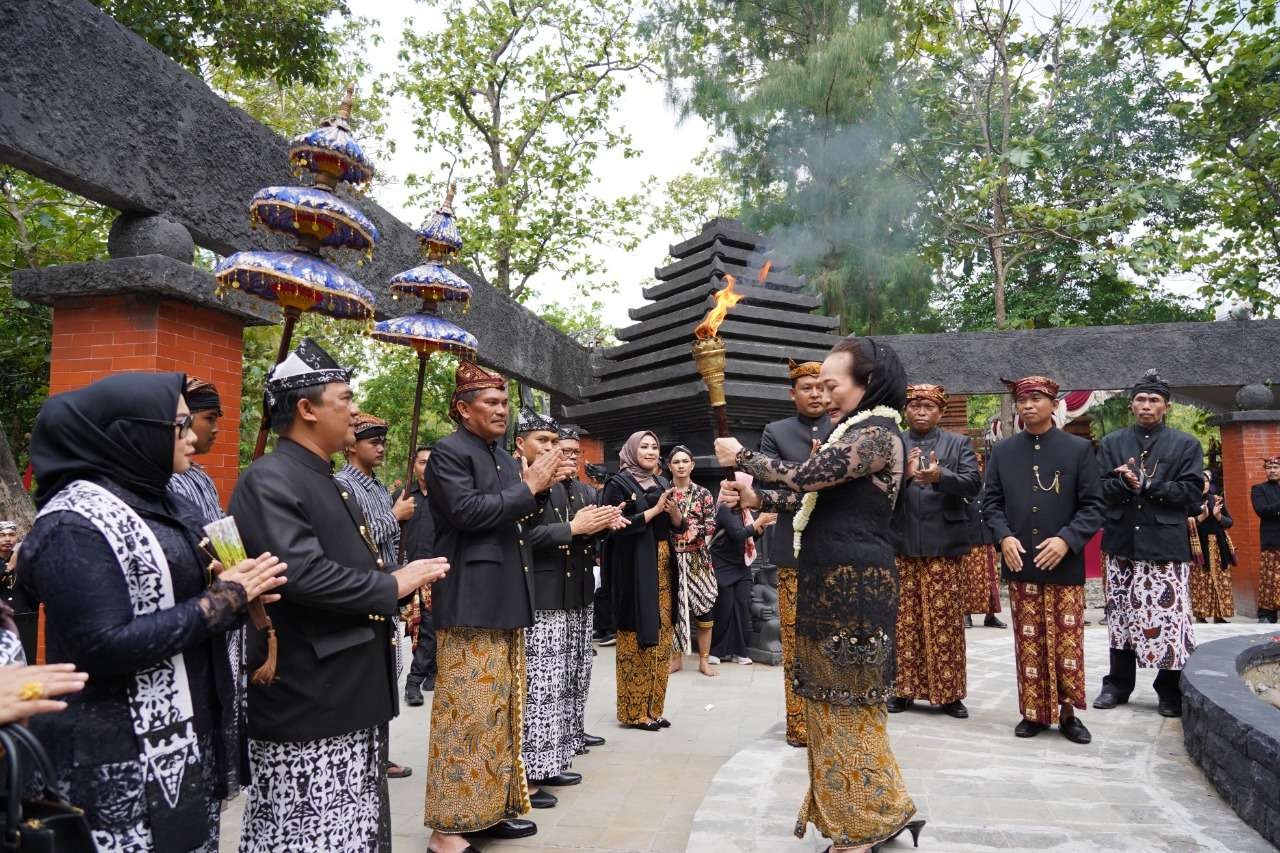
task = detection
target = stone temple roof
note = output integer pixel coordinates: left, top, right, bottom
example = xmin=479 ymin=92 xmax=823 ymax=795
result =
xmin=565 ymin=218 xmax=840 ymax=456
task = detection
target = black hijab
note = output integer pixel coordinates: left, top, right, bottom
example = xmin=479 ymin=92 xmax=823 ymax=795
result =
xmin=851 ymin=337 xmax=907 ymax=415
xmin=31 ymin=372 xmax=186 ymax=508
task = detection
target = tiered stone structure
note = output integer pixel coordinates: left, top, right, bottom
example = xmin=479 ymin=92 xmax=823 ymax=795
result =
xmin=565 ymin=218 xmax=840 ymax=467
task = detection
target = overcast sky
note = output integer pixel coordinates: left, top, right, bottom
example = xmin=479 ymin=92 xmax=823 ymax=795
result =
xmin=348 ymin=0 xmax=711 ymax=331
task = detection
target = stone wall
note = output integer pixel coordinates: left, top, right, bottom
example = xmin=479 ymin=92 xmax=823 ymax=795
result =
xmin=1181 ymin=631 xmax=1280 ymax=847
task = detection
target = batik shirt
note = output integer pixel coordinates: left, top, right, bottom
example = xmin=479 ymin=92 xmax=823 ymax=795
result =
xmin=168 ymin=463 xmax=224 ymax=527
xmin=335 ymin=464 xmax=401 ymax=570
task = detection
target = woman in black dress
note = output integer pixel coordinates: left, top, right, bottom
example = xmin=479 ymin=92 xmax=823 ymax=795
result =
xmin=717 ymin=338 xmax=922 ymax=853
xmin=602 ymin=430 xmax=684 ymax=730
xmin=19 ymin=373 xmax=286 ymax=852
xmin=1189 ymin=471 xmax=1235 ymax=622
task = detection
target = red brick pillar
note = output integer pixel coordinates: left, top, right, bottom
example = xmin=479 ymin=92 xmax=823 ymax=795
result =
xmin=48 ymin=294 xmax=246 ymax=507
xmin=1214 ymin=410 xmax=1280 ymax=616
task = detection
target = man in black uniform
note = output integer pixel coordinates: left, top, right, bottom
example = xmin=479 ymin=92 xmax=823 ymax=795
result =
xmin=517 ymin=410 xmax=620 ymax=807
xmin=231 ymin=339 xmax=448 ymax=852
xmin=983 ymin=375 xmax=1104 ymax=745
xmin=757 ymin=358 xmax=831 ymax=748
xmin=1093 ymin=370 xmax=1203 ymax=717
xmin=890 ymin=383 xmax=981 ymax=719
xmin=423 ymin=362 xmax=567 ymax=851
xmin=396 ymin=444 xmax=437 ymax=705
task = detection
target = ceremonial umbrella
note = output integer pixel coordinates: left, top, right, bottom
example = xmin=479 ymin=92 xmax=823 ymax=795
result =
xmin=371 ymin=183 xmax=477 ymax=484
xmin=214 ymin=86 xmax=379 ymax=459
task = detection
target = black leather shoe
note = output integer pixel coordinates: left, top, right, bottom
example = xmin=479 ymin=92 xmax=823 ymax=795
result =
xmin=941 ymin=700 xmax=969 ymax=719
xmin=1060 ymin=716 xmax=1092 ymax=744
xmin=404 ymin=685 xmax=424 ymax=707
xmin=1014 ymin=719 xmax=1047 ymax=738
xmin=984 ymin=614 xmax=1007 ymax=629
xmin=575 ymin=746 xmax=590 ymax=755
xmin=1158 ymin=699 xmax=1182 ymax=718
xmin=656 ymin=717 xmax=671 ymax=728
xmin=582 ymin=733 xmax=606 ymax=747
xmin=886 ymin=697 xmax=913 ymax=714
xmin=1092 ymin=690 xmax=1129 ymax=710
xmin=625 ymin=721 xmax=661 ymax=731
xmin=964 ymin=614 xmax=974 ymax=628
xmin=422 ymin=678 xmax=436 ymax=692
xmin=464 ymin=818 xmax=537 ymax=840
xmin=529 ymin=788 xmax=557 ymax=809
xmin=533 ymin=772 xmax=581 ymax=787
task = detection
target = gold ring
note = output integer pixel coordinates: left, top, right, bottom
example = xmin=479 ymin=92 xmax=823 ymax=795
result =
xmin=18 ymin=682 xmax=43 ymax=701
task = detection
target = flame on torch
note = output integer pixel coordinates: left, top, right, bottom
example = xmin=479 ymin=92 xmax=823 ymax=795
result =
xmin=694 ymin=274 xmax=744 ymax=339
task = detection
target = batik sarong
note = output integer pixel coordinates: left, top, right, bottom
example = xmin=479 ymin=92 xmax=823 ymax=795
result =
xmin=1009 ymin=581 xmax=1086 ymax=725
xmin=959 ymin=545 xmax=1001 ymax=615
xmin=616 ymin=542 xmax=673 ymax=724
xmin=1189 ymin=538 xmax=1235 ymax=619
xmin=778 ymin=566 xmax=806 ymax=746
xmin=568 ymin=604 xmax=594 ymax=752
xmin=794 ymin=699 xmax=916 ymax=846
xmin=1259 ymin=550 xmax=1280 ymax=612
xmin=894 ymin=556 xmax=967 ymax=704
xmin=673 ymin=547 xmax=718 ymax=655
xmin=240 ymin=727 xmax=385 ymax=853
xmin=524 ymin=609 xmax=576 ymax=780
xmin=1104 ymin=555 xmax=1196 ymax=670
xmin=424 ymin=627 xmax=530 ymax=833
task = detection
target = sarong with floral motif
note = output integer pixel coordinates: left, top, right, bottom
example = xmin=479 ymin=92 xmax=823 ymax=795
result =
xmin=894 ymin=556 xmax=966 ymax=704
xmin=778 ymin=566 xmax=806 ymax=746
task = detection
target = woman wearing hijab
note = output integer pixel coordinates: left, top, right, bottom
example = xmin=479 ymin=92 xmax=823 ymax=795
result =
xmin=601 ymin=431 xmax=684 ymax=730
xmin=716 ymin=338 xmax=922 ymax=853
xmin=1188 ymin=471 xmax=1235 ymax=623
xmin=667 ymin=445 xmax=719 ymax=677
xmin=18 ymin=373 xmax=288 ymax=852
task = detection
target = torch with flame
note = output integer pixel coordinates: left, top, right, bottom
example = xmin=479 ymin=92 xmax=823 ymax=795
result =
xmin=691 ymin=261 xmax=769 ymax=437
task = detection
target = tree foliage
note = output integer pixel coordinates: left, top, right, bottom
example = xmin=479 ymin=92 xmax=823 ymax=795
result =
xmin=91 ymin=0 xmax=351 ymax=86
xmin=397 ymin=0 xmax=654 ymax=302
xmin=1106 ymin=0 xmax=1280 ymax=312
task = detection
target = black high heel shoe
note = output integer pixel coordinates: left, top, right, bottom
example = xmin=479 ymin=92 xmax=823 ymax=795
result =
xmin=869 ymin=819 xmax=926 ymax=851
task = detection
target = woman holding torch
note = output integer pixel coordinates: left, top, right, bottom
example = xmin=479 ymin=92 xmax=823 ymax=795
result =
xmin=715 ymin=337 xmax=923 ymax=853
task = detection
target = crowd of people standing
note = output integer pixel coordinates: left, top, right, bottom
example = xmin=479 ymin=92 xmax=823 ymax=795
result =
xmin=0 ymin=331 xmax=1278 ymax=853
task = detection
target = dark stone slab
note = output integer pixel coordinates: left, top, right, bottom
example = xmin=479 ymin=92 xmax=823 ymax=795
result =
xmin=643 ymin=258 xmax=804 ymax=301
xmin=668 ymin=218 xmax=764 ymax=258
xmin=0 ymin=0 xmax=590 ymax=398
xmin=628 ymin=281 xmax=820 ymax=321
xmin=593 ymin=338 xmax=832 ymax=379
xmin=1210 ymin=410 xmax=1280 ymax=427
xmin=616 ymin=299 xmax=838 ymax=342
xmin=1181 ymin=631 xmax=1280 ymax=849
xmin=603 ymin=317 xmax=839 ymax=361
xmin=653 ymin=239 xmax=769 ymax=281
xmin=14 ymin=254 xmax=274 ymax=325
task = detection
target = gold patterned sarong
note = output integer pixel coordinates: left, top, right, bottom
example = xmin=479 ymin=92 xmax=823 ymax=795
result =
xmin=895 ymin=556 xmax=967 ymax=704
xmin=778 ymin=566 xmax=806 ymax=746
xmin=959 ymin=545 xmax=1001 ymax=614
xmin=795 ymin=699 xmax=916 ymax=846
xmin=1009 ymin=581 xmax=1085 ymax=725
xmin=1190 ymin=538 xmax=1235 ymax=619
xmin=424 ymin=627 xmax=530 ymax=833
xmin=1259 ymin=550 xmax=1280 ymax=612
xmin=616 ymin=541 xmax=673 ymax=724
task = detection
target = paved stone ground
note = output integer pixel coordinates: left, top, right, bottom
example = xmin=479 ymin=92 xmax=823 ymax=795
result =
xmin=219 ymin=617 xmax=1276 ymax=852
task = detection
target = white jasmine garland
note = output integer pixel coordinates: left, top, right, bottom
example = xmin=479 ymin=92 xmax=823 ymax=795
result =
xmin=791 ymin=405 xmax=901 ymax=557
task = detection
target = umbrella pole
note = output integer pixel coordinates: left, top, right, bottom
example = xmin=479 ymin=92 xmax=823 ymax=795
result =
xmin=251 ymin=305 xmax=302 ymax=460
xmin=405 ymin=351 xmax=428 ymax=486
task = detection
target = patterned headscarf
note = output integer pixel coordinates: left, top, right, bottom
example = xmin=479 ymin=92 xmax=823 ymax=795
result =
xmin=449 ymin=361 xmax=505 ymax=422
xmin=516 ymin=407 xmax=559 ymax=436
xmin=1001 ymin=375 xmax=1060 ymax=400
xmin=1130 ymin=369 xmax=1171 ymax=400
xmin=183 ymin=376 xmax=222 ymax=415
xmin=906 ymin=384 xmax=948 ymax=409
xmin=1264 ymin=455 xmax=1280 ymax=468
xmin=0 ymin=522 xmax=16 ymax=535
xmin=619 ymin=430 xmax=660 ymax=489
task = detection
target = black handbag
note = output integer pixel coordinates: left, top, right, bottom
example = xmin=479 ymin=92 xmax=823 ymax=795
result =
xmin=0 ymin=723 xmax=94 ymax=853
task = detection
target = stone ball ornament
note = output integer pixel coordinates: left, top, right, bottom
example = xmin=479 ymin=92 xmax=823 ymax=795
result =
xmin=1236 ymin=383 xmax=1276 ymax=410
xmin=107 ymin=213 xmax=195 ymax=263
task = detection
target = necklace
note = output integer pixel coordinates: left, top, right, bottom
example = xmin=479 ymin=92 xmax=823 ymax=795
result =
xmin=792 ymin=405 xmax=901 ymax=557
xmin=1137 ymin=451 xmax=1159 ymax=480
xmin=1033 ymin=465 xmax=1061 ymax=494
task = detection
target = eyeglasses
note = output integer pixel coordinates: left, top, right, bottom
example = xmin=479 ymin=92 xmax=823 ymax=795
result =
xmin=128 ymin=414 xmax=195 ymax=436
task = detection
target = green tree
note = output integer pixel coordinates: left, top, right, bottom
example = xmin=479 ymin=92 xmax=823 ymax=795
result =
xmin=397 ymin=0 xmax=654 ymax=302
xmin=647 ymin=1 xmax=942 ymax=335
xmin=1106 ymin=0 xmax=1280 ymax=313
xmin=91 ymin=0 xmax=351 ymax=86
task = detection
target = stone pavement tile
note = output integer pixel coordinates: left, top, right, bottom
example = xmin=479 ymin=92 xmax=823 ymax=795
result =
xmin=597 ymin=827 xmax=658 ymax=850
